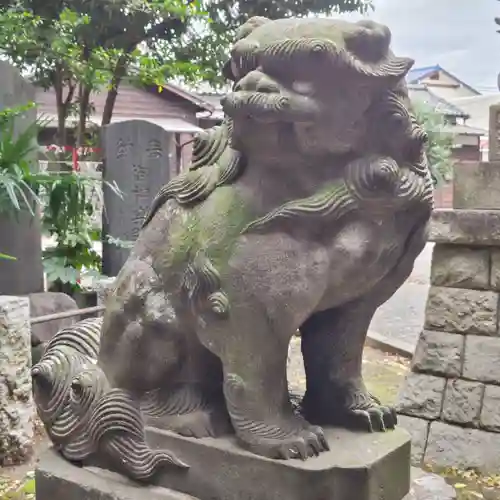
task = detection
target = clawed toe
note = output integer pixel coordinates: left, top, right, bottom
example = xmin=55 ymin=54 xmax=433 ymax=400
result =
xmin=351 ymin=403 xmax=397 ymax=432
xmin=238 ymin=422 xmax=329 ymax=460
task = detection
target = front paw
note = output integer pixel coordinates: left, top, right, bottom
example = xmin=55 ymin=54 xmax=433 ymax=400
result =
xmin=236 ymin=421 xmax=329 ymax=460
xmin=303 ymin=388 xmax=397 ymax=432
xmin=345 ymin=393 xmax=398 ymax=432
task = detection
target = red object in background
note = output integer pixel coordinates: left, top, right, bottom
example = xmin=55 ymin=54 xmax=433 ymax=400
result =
xmin=43 ymin=145 xmax=102 ymax=171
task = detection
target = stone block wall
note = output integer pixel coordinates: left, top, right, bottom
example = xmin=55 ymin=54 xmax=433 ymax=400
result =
xmin=0 ymin=296 xmax=35 ymax=465
xmin=397 ymin=209 xmax=500 ymax=473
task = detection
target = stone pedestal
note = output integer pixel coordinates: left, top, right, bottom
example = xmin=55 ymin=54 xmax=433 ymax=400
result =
xmin=36 ymin=427 xmax=411 ymax=500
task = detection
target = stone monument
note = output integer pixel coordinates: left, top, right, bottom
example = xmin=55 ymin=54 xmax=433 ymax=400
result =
xmin=33 ymin=17 xmax=434 ymax=500
xmin=101 ymin=119 xmax=173 ymax=277
xmin=0 ymin=61 xmax=44 ymax=295
xmin=397 ymin=104 xmax=500 ymax=473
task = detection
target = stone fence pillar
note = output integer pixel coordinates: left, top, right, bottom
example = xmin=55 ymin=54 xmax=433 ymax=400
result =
xmin=0 ymin=296 xmax=34 ymax=465
xmin=397 ymin=210 xmax=500 ymax=472
xmin=397 ymin=103 xmax=500 ymax=474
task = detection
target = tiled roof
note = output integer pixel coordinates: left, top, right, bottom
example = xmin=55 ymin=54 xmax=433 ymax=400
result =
xmin=407 ymin=65 xmax=441 ymax=84
xmin=408 ymin=84 xmax=469 ymax=118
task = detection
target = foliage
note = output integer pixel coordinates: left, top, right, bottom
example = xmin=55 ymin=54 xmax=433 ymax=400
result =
xmin=0 ymin=103 xmax=45 ymax=216
xmin=41 ymin=168 xmax=122 ymax=292
xmin=166 ymin=0 xmax=373 ymax=88
xmin=412 ymin=102 xmax=455 ymax=186
xmin=0 ymin=473 xmax=35 ymax=499
xmin=0 ymin=0 xmax=372 ymax=140
xmin=0 ymin=1 xmax=209 ymax=145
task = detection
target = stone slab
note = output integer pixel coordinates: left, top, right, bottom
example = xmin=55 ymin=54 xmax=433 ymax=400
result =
xmin=480 ymin=384 xmax=500 ymax=432
xmin=463 ymin=335 xmax=500 ymax=383
xmin=424 ymin=286 xmax=498 ymax=336
xmin=441 ymin=379 xmax=483 ymax=426
xmin=36 ymin=428 xmax=411 ymax=500
xmin=489 ymin=104 xmax=500 ymax=162
xmin=412 ymin=330 xmax=464 ymax=377
xmin=490 ymin=249 xmax=500 ymax=291
xmin=453 ymin=161 xmax=500 ymax=210
xmin=403 ymin=472 xmax=457 ymax=500
xmin=0 ymin=61 xmax=44 ymax=295
xmin=430 ymin=209 xmax=500 ymax=246
xmin=101 ymin=120 xmax=173 ymax=276
xmin=36 ymin=448 xmax=198 ymax=500
xmin=396 ymin=373 xmax=446 ymax=420
xmin=397 ymin=416 xmax=430 ymax=466
xmin=430 ymin=244 xmax=489 ymax=289
xmin=425 ymin=421 xmax=500 ymax=473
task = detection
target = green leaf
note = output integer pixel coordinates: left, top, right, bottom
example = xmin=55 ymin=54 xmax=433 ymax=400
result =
xmin=0 ymin=252 xmax=16 ymax=260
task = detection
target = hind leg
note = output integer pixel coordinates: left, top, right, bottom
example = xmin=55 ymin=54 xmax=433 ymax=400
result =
xmin=301 ymin=219 xmax=428 ymax=431
xmin=142 ymin=338 xmax=233 ymax=438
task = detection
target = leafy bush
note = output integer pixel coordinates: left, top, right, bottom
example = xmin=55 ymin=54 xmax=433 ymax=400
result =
xmin=412 ymin=102 xmax=455 ymax=186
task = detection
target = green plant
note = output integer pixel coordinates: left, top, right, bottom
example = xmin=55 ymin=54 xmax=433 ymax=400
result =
xmin=0 ymin=103 xmax=45 ymax=217
xmin=0 ymin=252 xmax=15 ymax=260
xmin=413 ymin=102 xmax=455 ymax=186
xmin=41 ymin=167 xmax=121 ymax=293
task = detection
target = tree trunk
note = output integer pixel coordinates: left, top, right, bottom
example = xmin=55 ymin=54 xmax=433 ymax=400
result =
xmin=76 ymin=84 xmax=91 ymax=147
xmin=101 ymin=55 xmax=130 ymax=127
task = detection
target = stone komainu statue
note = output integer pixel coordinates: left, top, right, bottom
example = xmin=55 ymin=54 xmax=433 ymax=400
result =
xmin=32 ymin=16 xmax=433 ymax=481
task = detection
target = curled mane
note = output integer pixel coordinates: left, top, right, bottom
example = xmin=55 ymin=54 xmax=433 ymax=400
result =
xmin=141 ymin=118 xmax=245 ymax=229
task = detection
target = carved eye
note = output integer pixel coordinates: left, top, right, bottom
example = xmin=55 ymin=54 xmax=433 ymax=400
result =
xmin=292 ymin=81 xmax=314 ymax=95
xmin=71 ymin=380 xmax=83 ymax=397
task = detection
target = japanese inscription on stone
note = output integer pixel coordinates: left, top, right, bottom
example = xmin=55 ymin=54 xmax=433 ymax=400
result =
xmin=102 ymin=120 xmax=173 ymax=276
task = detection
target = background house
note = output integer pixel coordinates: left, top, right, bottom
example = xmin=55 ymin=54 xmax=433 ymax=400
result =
xmin=408 ymin=83 xmax=486 ymax=162
xmin=407 ymin=64 xmax=482 ymax=101
xmin=37 ymin=83 xmax=215 ymax=172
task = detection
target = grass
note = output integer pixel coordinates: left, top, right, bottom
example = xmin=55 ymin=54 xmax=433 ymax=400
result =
xmin=0 ymin=474 xmax=35 ymax=500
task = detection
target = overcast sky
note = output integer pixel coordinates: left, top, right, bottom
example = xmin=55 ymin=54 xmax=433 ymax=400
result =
xmin=337 ymin=0 xmax=499 ymax=94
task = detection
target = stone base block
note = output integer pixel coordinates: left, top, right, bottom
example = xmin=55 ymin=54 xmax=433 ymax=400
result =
xmin=36 ymin=427 xmax=412 ymax=500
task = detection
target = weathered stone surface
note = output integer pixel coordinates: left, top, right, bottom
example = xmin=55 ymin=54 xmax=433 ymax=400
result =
xmin=430 ymin=244 xmax=489 ymax=289
xmin=0 ymin=296 xmax=34 ymax=465
xmin=397 ymin=415 xmax=430 ymax=465
xmin=480 ymin=384 xmax=500 ymax=432
xmin=489 ymin=104 xmax=500 ymax=162
xmin=29 ymin=292 xmax=79 ymax=345
xmin=397 ymin=373 xmax=446 ymax=419
xmin=430 ymin=209 xmax=500 ymax=246
xmin=441 ymin=379 xmax=483 ymax=425
xmin=490 ymin=249 xmax=500 ymax=291
xmin=37 ymin=427 xmax=412 ymax=500
xmin=0 ymin=61 xmax=44 ymax=296
xmin=412 ymin=330 xmax=464 ymax=377
xmin=453 ymin=161 xmax=500 ymax=210
xmin=101 ymin=120 xmax=173 ymax=277
xmin=92 ymin=276 xmax=116 ymax=306
xmin=36 ymin=448 xmax=198 ymax=500
xmin=425 ymin=421 xmax=500 ymax=473
xmin=403 ymin=472 xmax=457 ymax=500
xmin=424 ymin=286 xmax=498 ymax=336
xmin=463 ymin=336 xmax=500 ymax=383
